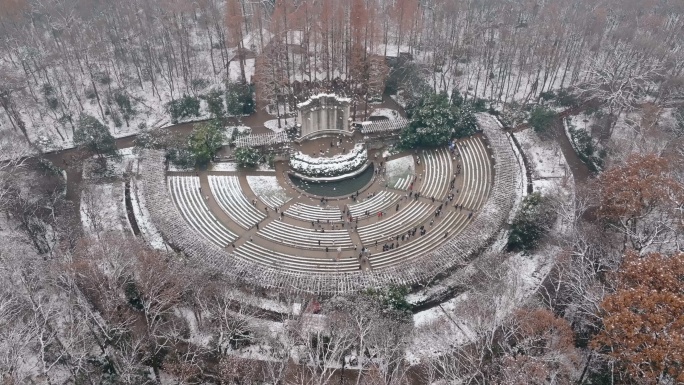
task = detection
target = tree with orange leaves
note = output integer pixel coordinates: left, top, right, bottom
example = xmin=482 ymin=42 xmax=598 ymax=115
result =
xmin=598 ymin=153 xmax=684 ymax=252
xmin=495 ymin=308 xmax=581 ymax=384
xmin=592 ymin=251 xmax=684 ymax=384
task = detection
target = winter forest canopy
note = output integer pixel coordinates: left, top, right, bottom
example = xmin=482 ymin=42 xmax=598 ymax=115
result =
xmin=1 ymin=0 xmax=684 ymax=384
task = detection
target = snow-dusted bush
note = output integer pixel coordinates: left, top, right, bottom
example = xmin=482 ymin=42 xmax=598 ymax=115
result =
xmin=234 ymin=147 xmax=261 ymax=168
xmin=507 ymin=193 xmax=556 ymax=252
xmin=289 ymin=143 xmax=367 ymax=177
xmin=166 ymin=95 xmax=201 ymax=124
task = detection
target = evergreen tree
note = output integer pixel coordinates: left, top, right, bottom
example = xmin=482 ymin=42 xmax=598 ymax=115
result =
xmin=225 ymin=81 xmax=255 ymax=117
xmin=188 ymin=120 xmax=224 ymax=167
xmin=450 ymin=89 xmax=464 ymax=107
xmin=166 ymin=95 xmax=201 ymax=124
xmin=74 ymin=113 xmax=118 ymax=158
xmin=507 ymin=193 xmax=555 ymax=252
xmin=400 ymin=92 xmax=478 ymax=149
xmin=203 ymin=89 xmax=225 ymax=119
xmin=529 ymin=105 xmax=556 ymax=134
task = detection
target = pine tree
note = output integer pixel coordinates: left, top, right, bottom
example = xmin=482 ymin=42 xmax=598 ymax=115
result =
xmin=74 ymin=114 xmax=118 ymax=159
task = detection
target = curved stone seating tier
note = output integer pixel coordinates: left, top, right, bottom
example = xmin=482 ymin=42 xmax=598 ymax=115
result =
xmin=357 ymin=201 xmax=433 ymax=244
xmin=347 ymin=191 xmax=400 ymax=218
xmin=420 ymin=147 xmax=453 ymax=200
xmin=234 ymin=131 xmax=288 ymax=148
xmin=359 ymin=118 xmax=410 ymax=134
xmin=233 ymin=242 xmax=360 ymax=273
xmin=285 ymin=203 xmax=342 ymax=222
xmin=168 ymin=176 xmax=237 ymax=247
xmin=258 ymin=221 xmax=354 ymax=250
xmin=455 ymin=136 xmax=492 ymax=211
xmin=246 ymin=175 xmax=290 ymax=209
xmin=209 ymin=176 xmax=266 ymax=229
xmin=370 ymin=212 xmax=469 ymax=269
xmin=138 ymin=113 xmax=521 ymax=295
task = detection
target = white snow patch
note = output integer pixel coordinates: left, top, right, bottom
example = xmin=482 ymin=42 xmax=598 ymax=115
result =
xmin=264 ymin=117 xmax=296 ymax=132
xmin=131 ymin=178 xmax=169 ymax=250
xmin=80 ymin=182 xmax=129 ymax=237
xmin=247 ymin=176 xmax=290 ymax=207
xmin=514 ymin=129 xmax=568 ymax=179
xmin=384 ymin=155 xmax=415 ymax=190
xmin=209 ymin=162 xmax=239 ymax=172
xmin=369 ymin=108 xmax=400 ymax=120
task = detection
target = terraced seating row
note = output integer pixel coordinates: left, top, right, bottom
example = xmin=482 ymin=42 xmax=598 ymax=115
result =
xmin=209 ymin=176 xmax=265 ymax=229
xmin=233 ymin=241 xmax=360 ymax=273
xmin=393 ymin=175 xmax=412 ymax=190
xmin=258 ymin=221 xmax=354 ymax=250
xmin=139 ymin=112 xmax=520 ymax=294
xmin=420 ymin=147 xmax=453 ymax=200
xmin=455 ymin=136 xmax=492 ymax=211
xmin=246 ymin=176 xmax=291 ymax=208
xmin=347 ymin=191 xmax=400 ymax=218
xmin=168 ymin=176 xmax=237 ymax=247
xmin=357 ymin=201 xmax=433 ymax=244
xmin=369 ymin=212 xmax=469 ymax=269
xmin=285 ymin=203 xmax=342 ymax=222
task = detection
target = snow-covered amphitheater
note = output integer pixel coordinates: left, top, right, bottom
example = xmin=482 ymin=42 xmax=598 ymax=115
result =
xmin=138 ymin=113 xmax=521 ymax=295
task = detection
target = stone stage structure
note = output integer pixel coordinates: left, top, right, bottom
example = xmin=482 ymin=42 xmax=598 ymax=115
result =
xmin=297 ymin=94 xmax=351 ymax=137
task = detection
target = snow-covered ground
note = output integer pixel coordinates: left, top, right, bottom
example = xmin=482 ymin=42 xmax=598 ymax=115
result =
xmin=369 ymin=108 xmax=400 ymax=120
xmin=264 ymin=117 xmax=296 ymax=132
xmin=80 ymin=182 xmax=130 ymax=237
xmin=514 ymin=128 xmax=570 ymax=193
xmin=131 ymin=178 xmax=169 ymax=251
xmin=384 ymin=155 xmax=415 ymax=190
xmin=210 ymin=162 xmax=239 ymax=172
xmin=608 ymin=107 xmax=675 ymax=160
xmin=206 ymin=161 xmax=275 ymax=173
xmin=408 ymin=244 xmax=557 ymax=363
xmin=247 ymin=176 xmax=290 ymax=206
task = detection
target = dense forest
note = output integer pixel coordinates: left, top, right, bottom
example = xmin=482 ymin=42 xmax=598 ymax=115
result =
xmin=0 ymin=0 xmax=683 ymax=384
xmin=1 ymin=0 xmax=683 ymax=148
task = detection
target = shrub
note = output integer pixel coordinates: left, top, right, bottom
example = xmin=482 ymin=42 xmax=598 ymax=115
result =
xmin=202 ymin=89 xmax=225 ymax=119
xmin=529 ymin=105 xmax=556 ymax=134
xmin=568 ymin=122 xmax=604 ymax=172
xmin=42 ymin=84 xmax=59 ymax=110
xmin=166 ymin=147 xmax=196 ymax=168
xmin=225 ymin=81 xmax=255 ymax=116
xmin=470 ymin=98 xmax=488 ymax=112
xmin=539 ymin=90 xmax=556 ymax=102
xmin=166 ymin=95 xmax=201 ymax=124
xmin=365 ymin=285 xmax=412 ymax=313
xmin=555 ymin=89 xmax=579 ymax=108
xmin=191 ymin=78 xmax=210 ymax=91
xmin=450 ymin=89 xmax=464 ymax=107
xmin=233 ymin=147 xmax=261 ymax=168
xmin=113 ymin=91 xmax=135 ymax=126
xmin=507 ymin=193 xmax=555 ymax=252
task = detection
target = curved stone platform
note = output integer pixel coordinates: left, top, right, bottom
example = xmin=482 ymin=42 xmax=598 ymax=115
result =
xmin=139 ymin=113 xmax=521 ymax=295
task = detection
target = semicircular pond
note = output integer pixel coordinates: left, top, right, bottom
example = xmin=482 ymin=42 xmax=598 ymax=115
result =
xmin=289 ymin=164 xmax=375 ymax=197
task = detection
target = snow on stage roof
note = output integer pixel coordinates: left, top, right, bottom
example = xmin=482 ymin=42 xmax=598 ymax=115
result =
xmin=296 ymin=93 xmax=352 ymax=109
